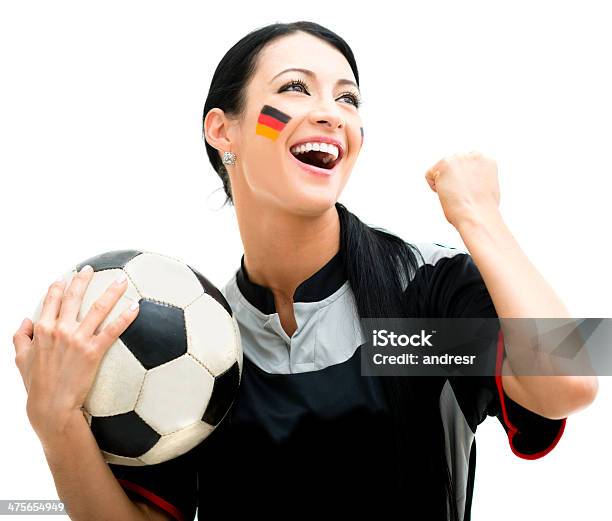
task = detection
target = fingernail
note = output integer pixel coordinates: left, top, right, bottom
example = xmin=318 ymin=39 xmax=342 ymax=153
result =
xmin=114 ymin=272 xmax=127 ymax=285
xmin=56 ymin=275 xmax=65 ymax=283
xmin=129 ymin=301 xmax=139 ymax=311
xmin=81 ymin=265 xmax=93 ymax=273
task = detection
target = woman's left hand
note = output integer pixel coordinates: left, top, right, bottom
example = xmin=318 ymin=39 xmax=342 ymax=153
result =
xmin=425 ymin=151 xmax=500 ymax=228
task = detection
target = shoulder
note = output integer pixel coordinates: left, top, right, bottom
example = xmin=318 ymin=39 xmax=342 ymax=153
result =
xmin=220 ymin=271 xmax=240 ymax=308
xmin=401 ymin=241 xmax=492 ymax=316
xmin=400 ymin=241 xmax=472 ymax=291
xmin=411 ymin=241 xmax=468 ymax=267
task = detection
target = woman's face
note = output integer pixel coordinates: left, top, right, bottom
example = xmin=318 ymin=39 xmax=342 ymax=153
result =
xmin=220 ymin=31 xmax=363 ymax=216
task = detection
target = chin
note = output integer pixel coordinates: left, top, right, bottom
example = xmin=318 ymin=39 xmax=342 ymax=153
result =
xmin=275 ymin=189 xmax=340 ymax=217
xmin=256 ymin=160 xmax=349 ymax=216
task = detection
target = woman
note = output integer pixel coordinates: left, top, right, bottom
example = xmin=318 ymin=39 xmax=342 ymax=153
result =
xmin=13 ymin=21 xmax=598 ymax=521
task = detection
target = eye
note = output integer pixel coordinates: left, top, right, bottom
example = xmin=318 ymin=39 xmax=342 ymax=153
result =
xmin=279 ymin=78 xmax=362 ymax=109
xmin=338 ymin=91 xmax=362 ymax=109
xmin=279 ymin=78 xmax=309 ymax=94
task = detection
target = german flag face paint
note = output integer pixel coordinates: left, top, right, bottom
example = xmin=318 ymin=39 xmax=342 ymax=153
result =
xmin=256 ymin=105 xmax=292 ymax=141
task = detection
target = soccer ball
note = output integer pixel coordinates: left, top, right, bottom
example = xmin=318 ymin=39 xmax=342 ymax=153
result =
xmin=31 ymin=249 xmax=242 ymax=466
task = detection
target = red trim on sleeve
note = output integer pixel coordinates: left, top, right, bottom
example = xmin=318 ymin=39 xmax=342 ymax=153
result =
xmin=118 ymin=479 xmax=184 ymax=521
xmin=494 ymin=329 xmax=567 ymax=460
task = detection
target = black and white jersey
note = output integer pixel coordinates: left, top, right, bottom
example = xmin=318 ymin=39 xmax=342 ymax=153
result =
xmin=109 ymin=240 xmax=566 ymax=521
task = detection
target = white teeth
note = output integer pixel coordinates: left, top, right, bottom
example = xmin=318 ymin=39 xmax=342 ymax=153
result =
xmin=290 ymin=141 xmax=340 ymax=162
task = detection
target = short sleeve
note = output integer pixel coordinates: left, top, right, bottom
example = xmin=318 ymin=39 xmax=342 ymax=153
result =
xmin=424 ymin=248 xmax=566 ymax=459
xmin=108 ymin=445 xmax=198 ymax=521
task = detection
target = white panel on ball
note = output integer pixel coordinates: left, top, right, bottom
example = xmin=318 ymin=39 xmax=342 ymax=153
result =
xmin=124 ymin=252 xmax=203 ymax=308
xmin=135 ymin=354 xmax=215 ymax=435
xmin=84 ymin=340 xmax=147 ymax=416
xmin=184 ymin=293 xmax=238 ymax=377
xmin=102 ymin=451 xmax=146 ymax=467
xmin=139 ymin=421 xmax=214 ymax=465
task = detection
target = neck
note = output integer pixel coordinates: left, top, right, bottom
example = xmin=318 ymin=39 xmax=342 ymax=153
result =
xmin=235 ymin=200 xmax=340 ymax=300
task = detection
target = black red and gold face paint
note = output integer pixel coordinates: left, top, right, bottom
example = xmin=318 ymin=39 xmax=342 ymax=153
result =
xmin=255 ymin=105 xmax=292 ymax=141
xmin=255 ymin=104 xmax=363 ymax=151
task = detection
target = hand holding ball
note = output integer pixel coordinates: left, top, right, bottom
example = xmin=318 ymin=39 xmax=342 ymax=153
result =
xmin=27 ymin=250 xmax=242 ymax=466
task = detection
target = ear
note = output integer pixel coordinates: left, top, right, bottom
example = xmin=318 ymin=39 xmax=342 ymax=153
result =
xmin=204 ymin=108 xmax=235 ymax=153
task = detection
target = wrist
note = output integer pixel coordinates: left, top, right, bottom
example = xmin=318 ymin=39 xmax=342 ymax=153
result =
xmin=453 ymin=206 xmax=503 ymax=232
xmin=38 ymin=408 xmax=89 ymax=453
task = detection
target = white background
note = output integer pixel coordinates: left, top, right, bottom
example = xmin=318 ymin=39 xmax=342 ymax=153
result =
xmin=1 ymin=1 xmax=610 ymax=519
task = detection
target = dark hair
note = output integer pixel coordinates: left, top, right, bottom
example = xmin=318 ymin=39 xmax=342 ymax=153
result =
xmin=202 ymin=21 xmax=458 ymax=520
xmin=337 ymin=202 xmax=458 ymax=520
xmin=202 ymin=21 xmax=359 ymax=205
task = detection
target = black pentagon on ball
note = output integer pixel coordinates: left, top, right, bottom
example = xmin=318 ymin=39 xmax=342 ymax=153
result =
xmin=120 ymin=299 xmax=187 ymax=369
xmin=202 ymin=361 xmax=240 ymax=426
xmin=187 ymin=264 xmax=233 ymax=317
xmin=76 ymin=250 xmax=143 ymax=272
xmin=91 ymin=411 xmax=160 ymax=458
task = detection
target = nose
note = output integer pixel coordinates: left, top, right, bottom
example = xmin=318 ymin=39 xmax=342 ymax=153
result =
xmin=308 ymin=104 xmax=345 ymax=130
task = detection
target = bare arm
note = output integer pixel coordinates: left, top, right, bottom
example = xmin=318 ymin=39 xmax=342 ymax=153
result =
xmin=425 ymin=152 xmax=598 ymax=419
xmin=40 ymin=410 xmax=173 ymax=521
xmin=13 ymin=268 xmax=175 ymax=520
xmin=455 ymin=209 xmax=598 ymax=419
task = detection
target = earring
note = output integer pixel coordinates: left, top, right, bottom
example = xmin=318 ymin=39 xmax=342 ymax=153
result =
xmin=222 ymin=151 xmax=237 ymax=166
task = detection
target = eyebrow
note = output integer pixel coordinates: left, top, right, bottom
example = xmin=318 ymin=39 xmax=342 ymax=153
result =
xmin=270 ymin=67 xmax=359 ymax=91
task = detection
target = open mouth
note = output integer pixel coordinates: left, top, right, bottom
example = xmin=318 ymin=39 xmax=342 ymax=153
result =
xmin=289 ymin=143 xmax=343 ymax=170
